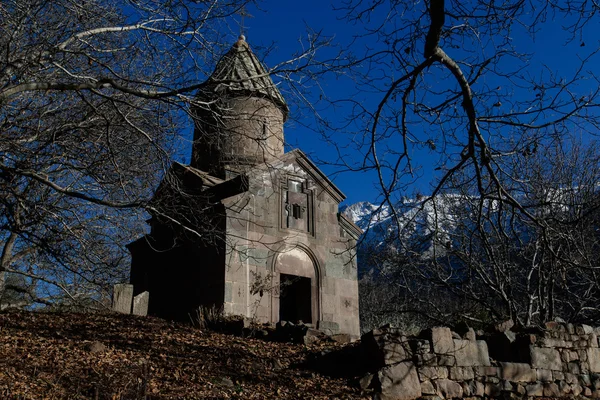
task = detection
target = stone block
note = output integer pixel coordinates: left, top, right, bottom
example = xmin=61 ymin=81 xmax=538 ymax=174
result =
xmin=437 ymin=355 xmax=455 ymax=367
xmin=435 ymin=379 xmax=463 ymax=399
xmin=460 ymin=381 xmax=472 ymax=397
xmin=430 ymin=327 xmax=455 ymax=355
xmin=499 ymin=362 xmax=536 ymax=382
xmin=453 ymin=339 xmax=491 ymax=367
xmin=582 ymin=325 xmax=595 ymax=335
xmin=562 ymin=350 xmax=571 ymax=363
xmin=474 ymin=381 xmax=485 ymax=397
xmin=362 ymin=329 xmax=412 ymax=368
xmin=565 ymin=372 xmax=578 ymax=384
xmin=448 ymin=366 xmax=474 ymax=381
xmin=473 ymin=366 xmax=495 ymax=377
xmin=420 ymin=380 xmax=436 ymax=395
xmin=526 ymin=382 xmax=544 ymax=397
xmin=377 ymin=362 xmax=421 ymax=400
xmin=495 ymin=319 xmax=515 ymax=332
xmin=359 ymin=373 xmax=374 ymax=390
xmin=543 ymin=382 xmax=560 ymax=397
xmin=132 ymin=291 xmax=149 ymax=316
xmin=530 ymin=346 xmax=562 ymax=370
xmin=464 ymin=328 xmax=476 ymax=341
xmin=484 ymin=382 xmax=502 ymax=397
xmin=536 ymin=368 xmax=553 ymax=382
xmin=580 ymin=374 xmax=592 ymax=387
xmin=545 ymin=321 xmax=562 ymax=331
xmin=553 ymin=370 xmax=565 ymax=381
xmin=573 ymin=384 xmax=584 ymax=396
xmin=589 ymin=348 xmax=600 ymax=373
xmin=382 ymin=341 xmax=411 ymax=366
xmin=567 ymin=362 xmax=581 ymax=375
xmin=304 ymin=328 xmax=326 ymax=345
xmin=224 ymin=282 xmax=232 ymax=303
xmin=540 ymin=337 xmax=566 ymax=347
xmin=330 ymin=334 xmax=352 ymax=344
xmin=559 ymin=381 xmax=571 ymax=395
xmin=570 ymin=350 xmax=580 ymax=361
xmin=320 ymin=294 xmax=338 ymax=315
xmin=419 ymin=366 xmax=448 ymax=381
xmin=317 ymin=320 xmax=339 ymax=335
xmin=417 ymin=353 xmax=438 ymax=366
xmin=112 ymin=284 xmax=133 ymax=314
xmin=321 ymin=276 xmax=336 ymax=296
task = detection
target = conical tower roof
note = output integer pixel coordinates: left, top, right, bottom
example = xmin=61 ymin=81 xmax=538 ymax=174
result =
xmin=199 ymin=35 xmax=289 ymax=121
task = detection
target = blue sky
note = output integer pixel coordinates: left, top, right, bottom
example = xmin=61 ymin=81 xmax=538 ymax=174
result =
xmin=232 ymin=0 xmax=391 ymax=205
xmin=188 ymin=1 xmax=600 ymax=207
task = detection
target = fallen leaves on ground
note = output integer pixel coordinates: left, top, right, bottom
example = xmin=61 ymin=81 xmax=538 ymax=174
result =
xmin=0 ymin=311 xmax=367 ymax=399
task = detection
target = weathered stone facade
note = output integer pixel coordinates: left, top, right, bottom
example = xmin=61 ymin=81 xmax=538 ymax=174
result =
xmin=128 ymin=36 xmax=362 ymax=338
xmin=219 ymin=150 xmax=361 ymax=337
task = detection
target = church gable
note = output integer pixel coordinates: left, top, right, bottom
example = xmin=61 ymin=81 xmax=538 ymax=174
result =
xmin=244 ymin=149 xmax=349 ymax=240
xmin=274 ymin=149 xmax=345 ymax=204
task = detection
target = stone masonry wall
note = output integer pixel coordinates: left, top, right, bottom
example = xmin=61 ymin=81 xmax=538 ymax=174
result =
xmin=360 ymin=321 xmax=600 ymax=399
xmin=220 ymin=151 xmax=361 ymax=338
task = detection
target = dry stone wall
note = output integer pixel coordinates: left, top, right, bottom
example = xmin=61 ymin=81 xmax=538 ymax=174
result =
xmin=360 ymin=322 xmax=600 ymax=399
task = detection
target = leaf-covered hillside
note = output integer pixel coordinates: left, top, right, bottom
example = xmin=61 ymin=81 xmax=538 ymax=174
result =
xmin=0 ymin=311 xmax=364 ymax=399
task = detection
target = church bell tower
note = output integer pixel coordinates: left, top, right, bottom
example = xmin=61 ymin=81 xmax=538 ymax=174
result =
xmin=191 ymin=35 xmax=289 ymax=179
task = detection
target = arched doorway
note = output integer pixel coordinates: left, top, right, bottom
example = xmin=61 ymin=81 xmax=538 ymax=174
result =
xmin=271 ymin=246 xmax=320 ymax=324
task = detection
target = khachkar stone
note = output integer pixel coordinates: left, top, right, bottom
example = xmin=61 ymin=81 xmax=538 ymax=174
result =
xmin=112 ymin=284 xmax=133 ymax=314
xmin=132 ymin=291 xmax=149 ymax=316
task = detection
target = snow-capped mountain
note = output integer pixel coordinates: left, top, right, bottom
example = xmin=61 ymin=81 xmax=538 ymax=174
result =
xmin=342 ymin=195 xmax=465 ymax=244
xmin=341 ymin=195 xmax=471 ymax=274
xmin=340 ymin=201 xmax=392 ymax=231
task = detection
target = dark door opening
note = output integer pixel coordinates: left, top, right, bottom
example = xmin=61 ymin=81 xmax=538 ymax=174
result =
xmin=279 ymin=274 xmax=312 ymax=323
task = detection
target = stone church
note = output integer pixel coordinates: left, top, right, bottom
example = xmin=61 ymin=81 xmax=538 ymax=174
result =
xmin=128 ymin=36 xmax=362 ymax=337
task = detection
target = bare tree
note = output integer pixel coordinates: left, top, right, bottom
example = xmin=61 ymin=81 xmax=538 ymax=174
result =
xmin=359 ymin=138 xmax=600 ymax=329
xmin=437 ymin=138 xmax=600 ymax=326
xmin=328 ymin=0 xmax=600 ymax=328
xmin=0 ymin=0 xmax=337 ymax=307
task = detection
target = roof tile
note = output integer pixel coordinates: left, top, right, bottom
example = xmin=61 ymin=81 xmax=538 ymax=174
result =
xmin=199 ymin=36 xmax=289 ymax=120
